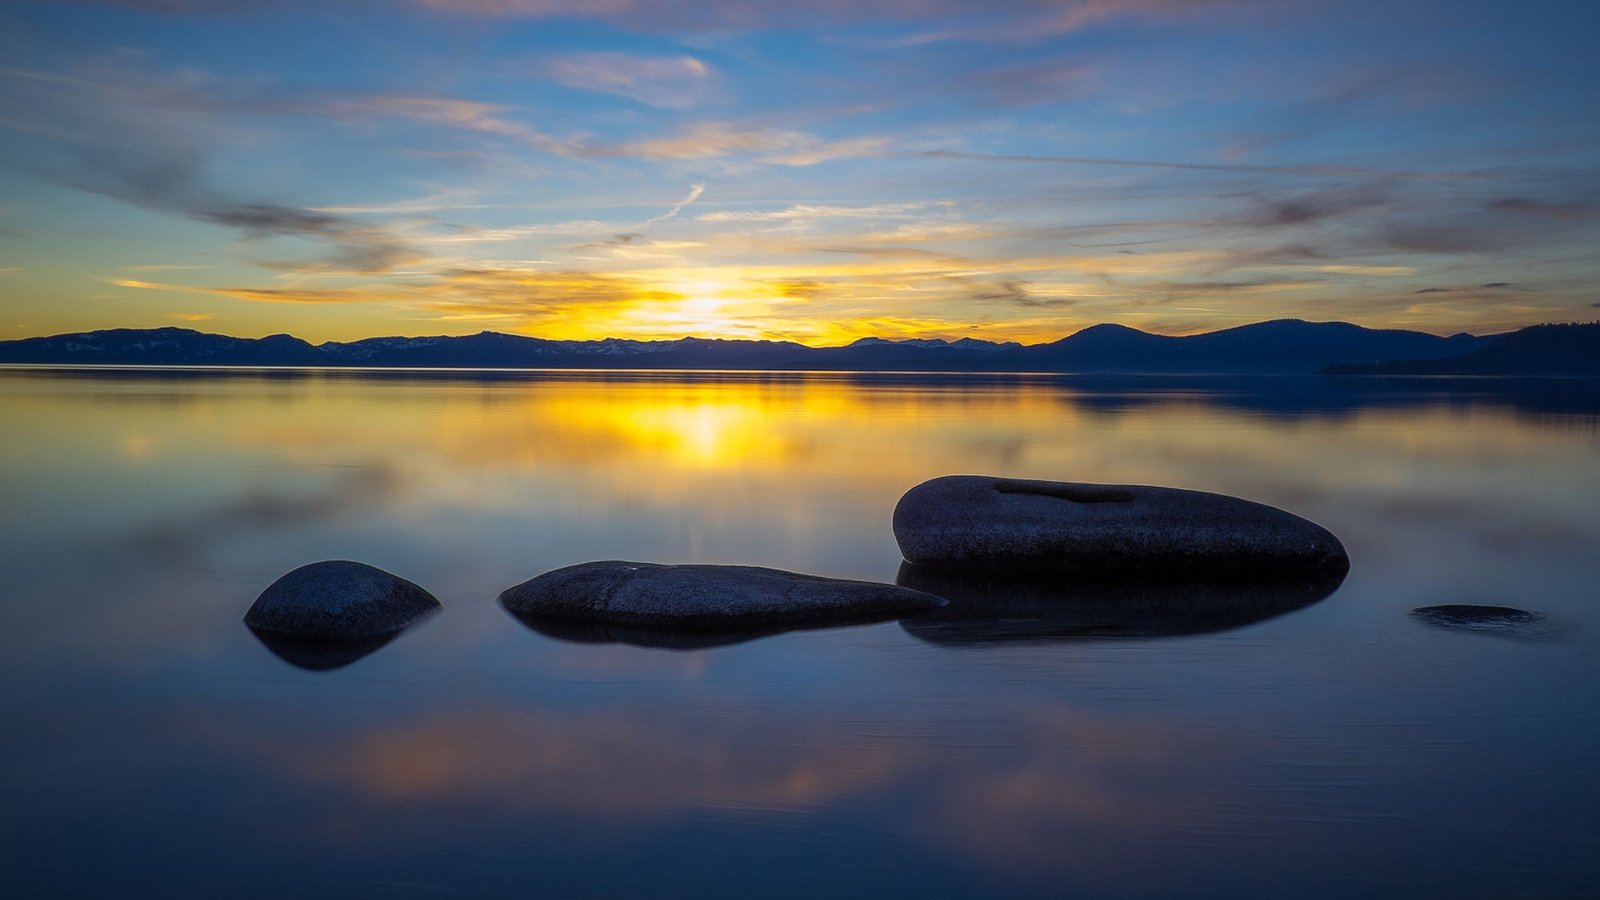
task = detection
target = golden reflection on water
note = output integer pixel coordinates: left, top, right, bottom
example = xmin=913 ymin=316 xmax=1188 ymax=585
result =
xmin=3 ymin=370 xmax=1600 ymax=896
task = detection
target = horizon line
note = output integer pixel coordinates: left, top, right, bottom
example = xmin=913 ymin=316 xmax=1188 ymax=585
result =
xmin=2 ymin=316 xmax=1557 ymax=350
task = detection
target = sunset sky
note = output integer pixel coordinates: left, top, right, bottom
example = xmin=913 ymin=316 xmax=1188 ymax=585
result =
xmin=1 ymin=0 xmax=1596 ymax=344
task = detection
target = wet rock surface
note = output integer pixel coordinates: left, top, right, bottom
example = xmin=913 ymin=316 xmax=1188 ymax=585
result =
xmin=894 ymin=475 xmax=1349 ymax=575
xmin=1410 ymin=604 xmax=1561 ymax=639
xmin=499 ymin=561 xmax=944 ymax=634
xmin=243 ymin=560 xmax=441 ymax=639
xmin=897 ymin=562 xmax=1344 ymax=645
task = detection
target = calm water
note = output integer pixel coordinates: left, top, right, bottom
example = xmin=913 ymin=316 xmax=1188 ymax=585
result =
xmin=2 ymin=368 xmax=1598 ymax=899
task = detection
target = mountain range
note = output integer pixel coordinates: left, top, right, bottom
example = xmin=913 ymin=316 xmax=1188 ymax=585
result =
xmin=1 ymin=319 xmax=1594 ymax=376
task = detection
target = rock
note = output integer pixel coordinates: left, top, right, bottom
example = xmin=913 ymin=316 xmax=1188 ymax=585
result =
xmin=893 ymin=475 xmax=1348 ymax=575
xmin=897 ymin=562 xmax=1344 ymax=646
xmin=1410 ymin=605 xmax=1561 ymax=639
xmin=244 ymin=560 xmax=441 ymax=639
xmin=498 ymin=561 xmax=944 ymax=636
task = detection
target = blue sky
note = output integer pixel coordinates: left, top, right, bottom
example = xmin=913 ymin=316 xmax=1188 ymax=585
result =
xmin=1 ymin=0 xmax=1597 ymax=342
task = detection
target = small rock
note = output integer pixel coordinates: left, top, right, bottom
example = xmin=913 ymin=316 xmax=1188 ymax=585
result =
xmin=244 ymin=560 xmax=441 ymax=638
xmin=1410 ymin=604 xmax=1561 ymax=639
xmin=499 ymin=561 xmax=944 ymax=634
xmin=897 ymin=562 xmax=1344 ymax=646
xmin=893 ymin=475 xmax=1348 ymax=575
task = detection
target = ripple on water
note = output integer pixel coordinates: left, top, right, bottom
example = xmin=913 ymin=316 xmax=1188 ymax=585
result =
xmin=1409 ymin=604 xmax=1565 ymax=639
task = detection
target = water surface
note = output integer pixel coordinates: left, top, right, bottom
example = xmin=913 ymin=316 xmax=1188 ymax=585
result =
xmin=1 ymin=368 xmax=1597 ymax=898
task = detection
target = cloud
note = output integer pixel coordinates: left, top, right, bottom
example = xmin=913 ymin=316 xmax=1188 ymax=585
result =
xmin=698 ymin=202 xmax=928 ymax=223
xmin=68 ymin=147 xmax=424 ymax=273
xmin=1148 ymin=279 xmax=1318 ymax=300
xmin=0 ymin=62 xmax=426 ymax=274
xmin=284 ymin=92 xmax=583 ymax=156
xmin=918 ymin=149 xmax=1468 ymax=181
xmin=957 ymin=59 xmax=1099 ymax=106
xmin=1489 ymin=198 xmax=1591 ymax=220
xmin=1414 ymin=282 xmax=1523 ymax=297
xmin=598 ymin=122 xmax=888 ymax=165
xmin=640 ymin=183 xmax=705 ymax=227
xmin=532 ymin=52 xmax=714 ymax=109
xmin=867 ymin=0 xmax=1262 ymax=47
xmin=765 ymin=278 xmax=826 ymax=299
xmin=59 ymin=0 xmax=308 ymax=13
xmin=1229 ymin=186 xmax=1392 ymax=228
xmin=416 ymin=219 xmax=617 ymax=245
xmin=961 ymin=276 xmax=1069 ymax=308
xmin=413 ymin=0 xmax=1242 ymax=42
xmin=108 ymin=266 xmax=676 ymax=327
xmin=110 ymin=278 xmax=368 ymax=304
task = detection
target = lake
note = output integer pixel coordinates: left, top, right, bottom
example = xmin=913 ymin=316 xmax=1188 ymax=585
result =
xmin=1 ymin=367 xmax=1597 ymax=899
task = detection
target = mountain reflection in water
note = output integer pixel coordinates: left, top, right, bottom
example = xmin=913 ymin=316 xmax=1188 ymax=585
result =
xmin=1 ymin=368 xmax=1596 ymax=899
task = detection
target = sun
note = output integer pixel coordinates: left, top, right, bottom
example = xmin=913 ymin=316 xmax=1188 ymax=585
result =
xmin=650 ymin=278 xmax=746 ymax=335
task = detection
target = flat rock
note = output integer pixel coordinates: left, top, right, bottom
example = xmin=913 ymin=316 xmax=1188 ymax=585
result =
xmin=244 ymin=560 xmax=441 ymax=639
xmin=499 ymin=561 xmax=944 ymax=632
xmin=1410 ymin=604 xmax=1561 ymax=639
xmin=894 ymin=475 xmax=1349 ymax=575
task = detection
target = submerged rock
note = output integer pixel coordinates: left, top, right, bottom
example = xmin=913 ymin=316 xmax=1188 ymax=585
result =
xmin=499 ymin=561 xmax=944 ymax=637
xmin=897 ymin=562 xmax=1344 ymax=646
xmin=1410 ymin=604 xmax=1561 ymax=639
xmin=244 ymin=560 xmax=441 ymax=639
xmin=893 ymin=475 xmax=1348 ymax=575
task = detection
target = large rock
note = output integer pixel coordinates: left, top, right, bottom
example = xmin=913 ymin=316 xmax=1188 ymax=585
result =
xmin=499 ymin=561 xmax=944 ymax=635
xmin=244 ymin=560 xmax=441 ymax=638
xmin=894 ymin=475 xmax=1348 ymax=575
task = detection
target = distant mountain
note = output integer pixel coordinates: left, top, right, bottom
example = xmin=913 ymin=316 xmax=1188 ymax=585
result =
xmin=0 ymin=319 xmax=1523 ymax=374
xmin=1015 ymin=319 xmax=1489 ymax=374
xmin=0 ymin=327 xmax=326 ymax=366
xmin=1323 ymin=323 xmax=1600 ymax=376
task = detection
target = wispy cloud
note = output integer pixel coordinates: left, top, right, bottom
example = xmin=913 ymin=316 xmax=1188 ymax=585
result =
xmin=532 ymin=52 xmax=715 ymax=109
xmin=860 ymin=0 xmax=1258 ymax=47
xmin=599 ymin=122 xmax=888 ymax=165
xmin=285 ymin=92 xmax=583 ymax=155
xmin=698 ymin=202 xmax=928 ymax=223
xmin=412 ymin=0 xmax=1243 ymax=41
xmin=917 ymin=149 xmax=1475 ymax=181
xmin=0 ymin=61 xmax=426 ymax=274
xmin=640 ymin=183 xmax=705 ymax=226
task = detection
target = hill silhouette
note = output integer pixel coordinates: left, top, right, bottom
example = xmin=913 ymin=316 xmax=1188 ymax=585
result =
xmin=1322 ymin=323 xmax=1600 ymax=376
xmin=0 ymin=318 xmax=1544 ymax=375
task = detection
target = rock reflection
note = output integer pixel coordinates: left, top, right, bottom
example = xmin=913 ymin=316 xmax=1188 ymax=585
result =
xmin=246 ymin=626 xmax=402 ymax=671
xmin=245 ymin=605 xmax=438 ymax=671
xmin=504 ymin=606 xmax=912 ymax=650
xmin=897 ymin=562 xmax=1344 ymax=645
